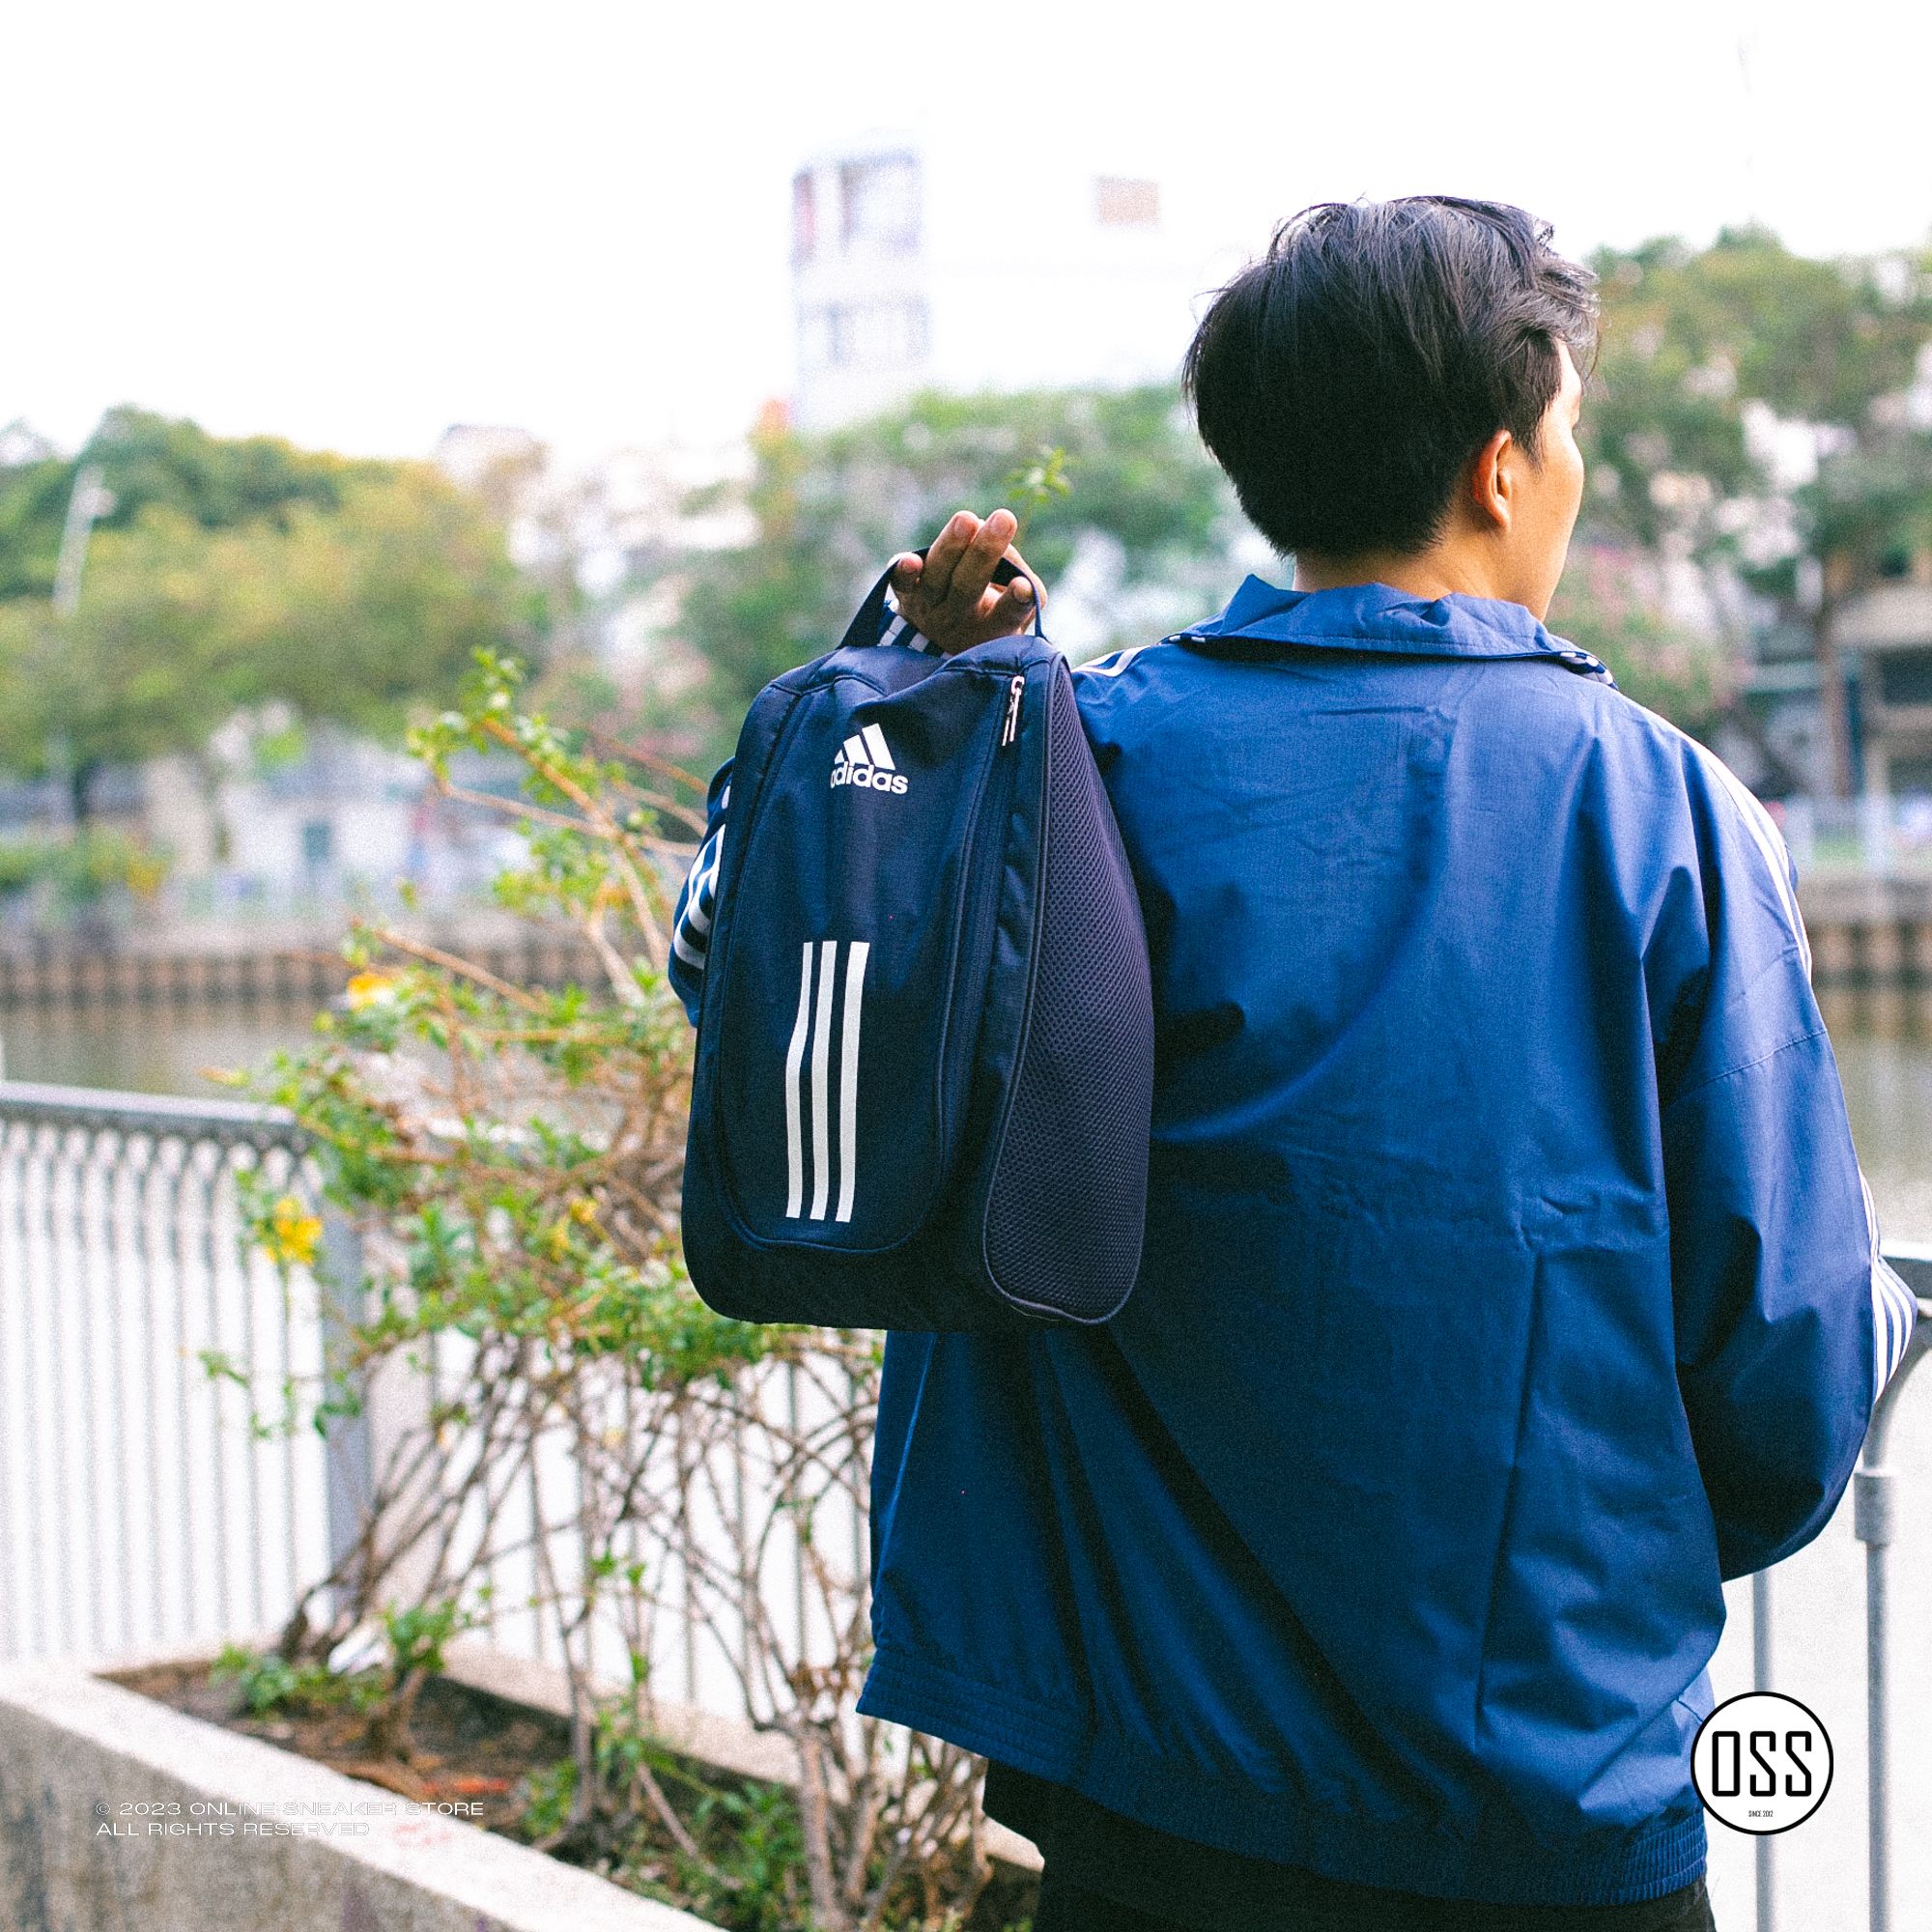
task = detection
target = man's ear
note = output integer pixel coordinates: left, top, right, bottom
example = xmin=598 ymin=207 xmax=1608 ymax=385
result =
xmin=1468 ymin=428 xmax=1515 ymax=533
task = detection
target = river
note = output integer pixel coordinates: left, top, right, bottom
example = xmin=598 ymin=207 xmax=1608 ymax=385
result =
xmin=0 ymin=997 xmax=321 ymax=1099
xmin=11 ymin=988 xmax=1931 ymax=1234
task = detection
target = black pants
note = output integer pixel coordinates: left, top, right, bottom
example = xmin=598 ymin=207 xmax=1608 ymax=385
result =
xmin=1031 ymin=1863 xmax=1719 ymax=1932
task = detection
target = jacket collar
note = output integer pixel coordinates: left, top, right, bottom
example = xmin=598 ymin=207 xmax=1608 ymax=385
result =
xmin=1171 ymin=577 xmax=1612 ymax=680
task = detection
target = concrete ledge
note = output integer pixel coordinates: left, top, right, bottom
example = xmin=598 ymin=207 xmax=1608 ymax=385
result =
xmin=0 ymin=1658 xmax=715 ymax=1932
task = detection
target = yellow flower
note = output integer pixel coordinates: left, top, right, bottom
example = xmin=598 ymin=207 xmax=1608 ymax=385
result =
xmin=261 ymin=1195 xmax=323 ymax=1268
xmin=567 ymin=1196 xmax=599 ymax=1226
xmin=345 ymin=971 xmax=399 ymax=1012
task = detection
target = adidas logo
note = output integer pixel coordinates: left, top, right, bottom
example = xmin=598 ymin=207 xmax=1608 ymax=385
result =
xmin=830 ymin=724 xmax=909 ymax=795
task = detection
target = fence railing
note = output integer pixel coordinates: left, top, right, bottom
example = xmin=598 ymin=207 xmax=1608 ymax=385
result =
xmin=1781 ymin=791 xmax=1932 ymax=879
xmin=1846 ymin=1250 xmax=1932 ymax=1932
xmin=0 ymin=1078 xmax=860 ymax=1733
xmin=0 ymin=1081 xmax=336 ymax=1662
xmin=0 ymin=1076 xmax=1925 ymax=1929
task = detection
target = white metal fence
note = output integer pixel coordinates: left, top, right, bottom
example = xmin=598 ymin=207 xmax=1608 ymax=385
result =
xmin=0 ymin=1079 xmax=867 ymax=1733
xmin=0 ymin=1083 xmax=333 ymax=1662
xmin=1782 ymin=790 xmax=1932 ymax=877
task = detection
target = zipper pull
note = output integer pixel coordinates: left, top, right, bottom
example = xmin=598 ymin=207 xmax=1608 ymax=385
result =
xmin=1000 ymin=674 xmax=1025 ymax=748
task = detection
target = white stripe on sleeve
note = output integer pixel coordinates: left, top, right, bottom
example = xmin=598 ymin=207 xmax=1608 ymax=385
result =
xmin=882 ymin=589 xmax=935 ymax=653
xmin=1861 ymin=1169 xmax=1919 ymax=1402
xmin=1073 ymin=639 xmax=1162 ymax=681
xmin=672 ymin=819 xmax=726 ymax=965
xmin=1682 ymin=737 xmax=1812 ymax=981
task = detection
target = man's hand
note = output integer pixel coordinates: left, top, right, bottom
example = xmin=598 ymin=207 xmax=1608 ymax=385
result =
xmin=888 ymin=509 xmax=1045 ymax=656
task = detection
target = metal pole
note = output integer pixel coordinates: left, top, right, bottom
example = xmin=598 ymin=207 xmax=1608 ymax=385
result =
xmin=1861 ymin=1494 xmax=1890 ymax=1932
xmin=1752 ymin=1568 xmax=1775 ymax=1932
xmin=1853 ymin=1279 xmax=1931 ymax=1932
xmin=51 ymin=464 xmax=111 ymax=618
xmin=319 ymin=1205 xmax=371 ymax=1625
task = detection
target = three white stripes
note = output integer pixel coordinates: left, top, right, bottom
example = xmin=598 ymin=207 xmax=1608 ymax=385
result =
xmin=1685 ymin=730 xmax=1913 ymax=1397
xmin=1861 ymin=1168 xmax=1920 ymax=1403
xmin=782 ymin=938 xmax=870 ymax=1223
xmin=1685 ymin=736 xmax=1814 ymax=980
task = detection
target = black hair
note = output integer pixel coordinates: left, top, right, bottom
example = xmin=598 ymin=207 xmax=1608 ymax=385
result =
xmin=1181 ymin=197 xmax=1598 ymax=558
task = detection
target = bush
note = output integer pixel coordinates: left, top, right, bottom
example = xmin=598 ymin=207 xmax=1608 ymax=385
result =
xmin=233 ymin=650 xmax=1000 ymax=1931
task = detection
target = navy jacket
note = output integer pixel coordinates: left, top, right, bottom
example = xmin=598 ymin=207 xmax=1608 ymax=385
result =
xmin=672 ymin=578 xmax=1916 ymax=1907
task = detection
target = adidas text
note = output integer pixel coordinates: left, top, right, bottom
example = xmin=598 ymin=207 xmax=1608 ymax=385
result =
xmin=831 ymin=764 xmax=908 ymax=794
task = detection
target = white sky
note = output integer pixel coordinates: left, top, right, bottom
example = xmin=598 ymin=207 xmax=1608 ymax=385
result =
xmin=7 ymin=0 xmax=1931 ymax=463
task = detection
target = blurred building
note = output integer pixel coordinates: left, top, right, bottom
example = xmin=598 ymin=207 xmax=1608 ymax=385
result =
xmin=131 ymin=724 xmax=517 ymax=922
xmin=1833 ymin=567 xmax=1932 ymax=795
xmin=789 ymin=137 xmax=1242 ymax=429
xmin=434 ymin=424 xmax=752 ymax=689
xmin=433 ymin=424 xmax=546 ymax=501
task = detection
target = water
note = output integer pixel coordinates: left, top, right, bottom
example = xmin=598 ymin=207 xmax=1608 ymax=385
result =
xmin=0 ymin=998 xmax=322 ymax=1099
xmin=1820 ymin=987 xmax=1932 ymax=1247
xmin=16 ymin=988 xmax=1932 ymax=1227
xmin=12 ymin=992 xmax=1932 ymax=1924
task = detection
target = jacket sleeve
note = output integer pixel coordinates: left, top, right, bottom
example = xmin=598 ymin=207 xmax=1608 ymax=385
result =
xmin=668 ymin=760 xmax=731 ymax=1028
xmin=1656 ymin=746 xmax=1917 ymax=1580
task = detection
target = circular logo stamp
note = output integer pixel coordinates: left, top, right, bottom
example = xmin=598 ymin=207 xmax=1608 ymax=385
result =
xmin=1691 ymin=1692 xmax=1833 ymax=1835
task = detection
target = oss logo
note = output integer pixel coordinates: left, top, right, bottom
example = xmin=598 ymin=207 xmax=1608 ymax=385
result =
xmin=1690 ymin=1692 xmax=1833 ymax=1835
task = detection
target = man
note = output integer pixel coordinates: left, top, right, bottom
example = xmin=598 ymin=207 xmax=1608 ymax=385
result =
xmin=671 ymin=198 xmax=1918 ymax=1929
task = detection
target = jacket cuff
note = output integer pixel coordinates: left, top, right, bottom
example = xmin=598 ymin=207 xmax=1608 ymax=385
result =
xmin=880 ymin=587 xmax=937 ymax=653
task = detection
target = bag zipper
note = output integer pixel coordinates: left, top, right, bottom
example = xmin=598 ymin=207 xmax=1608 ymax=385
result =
xmin=1000 ymin=673 xmax=1025 ymax=748
xmin=976 ymin=662 xmax=1081 ymax=1313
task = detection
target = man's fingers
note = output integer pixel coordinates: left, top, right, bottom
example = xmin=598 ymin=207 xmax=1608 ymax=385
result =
xmin=989 ymin=579 xmax=1035 ymax=629
xmin=1001 ymin=541 xmax=1045 ymax=613
xmin=964 ymin=582 xmax=1035 ymax=645
xmin=920 ymin=511 xmax=980 ymax=603
xmin=895 ymin=514 xmax=1044 ymax=651
xmin=950 ymin=509 xmax=1018 ymax=611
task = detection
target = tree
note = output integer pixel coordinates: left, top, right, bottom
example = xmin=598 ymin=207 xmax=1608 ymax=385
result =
xmin=0 ymin=406 xmax=391 ymax=603
xmin=1578 ymin=228 xmax=1932 ymax=788
xmin=0 ymin=462 xmax=531 ymax=817
xmin=1547 ymin=544 xmax=1734 ymax=733
xmin=677 ymin=385 xmax=1238 ymax=749
xmin=1580 ymin=229 xmax=1932 ymax=549
xmin=227 ymin=466 xmax=532 ymax=738
xmin=0 ymin=509 xmax=249 ymax=817
xmin=0 ymin=433 xmax=77 ymax=603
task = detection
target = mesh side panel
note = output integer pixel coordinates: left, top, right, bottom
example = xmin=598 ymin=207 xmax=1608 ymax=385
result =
xmin=983 ymin=670 xmax=1153 ymax=1319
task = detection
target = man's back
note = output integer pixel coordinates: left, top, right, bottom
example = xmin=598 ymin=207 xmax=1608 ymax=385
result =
xmin=856 ymin=580 xmax=1884 ymax=1906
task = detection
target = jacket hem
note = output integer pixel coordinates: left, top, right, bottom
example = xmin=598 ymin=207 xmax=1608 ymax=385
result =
xmin=858 ymin=1645 xmax=1707 ymax=1908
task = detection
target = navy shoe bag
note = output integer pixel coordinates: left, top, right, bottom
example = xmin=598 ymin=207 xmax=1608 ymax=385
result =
xmin=680 ymin=560 xmax=1154 ymax=1331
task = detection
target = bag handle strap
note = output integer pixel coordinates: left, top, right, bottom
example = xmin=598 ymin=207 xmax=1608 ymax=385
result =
xmin=838 ymin=548 xmax=1046 ymax=652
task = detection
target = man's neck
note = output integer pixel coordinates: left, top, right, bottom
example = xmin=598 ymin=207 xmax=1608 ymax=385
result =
xmin=1292 ymin=546 xmax=1508 ymax=607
